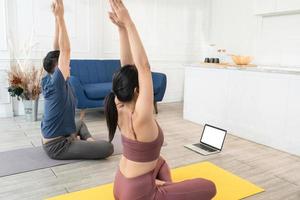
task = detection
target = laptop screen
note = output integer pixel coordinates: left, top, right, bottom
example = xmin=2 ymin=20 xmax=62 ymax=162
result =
xmin=200 ymin=125 xmax=227 ymax=150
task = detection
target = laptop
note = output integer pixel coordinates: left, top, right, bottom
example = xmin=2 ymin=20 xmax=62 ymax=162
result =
xmin=184 ymin=124 xmax=227 ymax=156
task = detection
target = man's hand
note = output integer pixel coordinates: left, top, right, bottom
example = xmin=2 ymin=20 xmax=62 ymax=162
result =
xmin=51 ymin=2 xmax=56 ymax=16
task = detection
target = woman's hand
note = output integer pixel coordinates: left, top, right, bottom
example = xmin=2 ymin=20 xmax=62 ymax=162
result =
xmin=52 ymin=0 xmax=64 ymax=18
xmin=108 ymin=11 xmax=125 ymax=29
xmin=109 ymin=0 xmax=132 ymax=27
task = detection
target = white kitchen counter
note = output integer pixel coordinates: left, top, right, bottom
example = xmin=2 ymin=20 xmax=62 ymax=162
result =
xmin=183 ymin=64 xmax=300 ymax=156
xmin=189 ymin=63 xmax=300 ymax=75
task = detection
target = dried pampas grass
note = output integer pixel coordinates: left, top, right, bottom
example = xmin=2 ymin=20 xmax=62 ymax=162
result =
xmin=7 ymin=64 xmax=44 ymax=100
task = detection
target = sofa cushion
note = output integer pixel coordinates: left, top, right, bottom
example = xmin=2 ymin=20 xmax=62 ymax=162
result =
xmin=83 ymin=82 xmax=112 ymax=100
xmin=153 ymin=82 xmax=160 ymax=95
xmin=70 ymin=60 xmax=121 ymax=84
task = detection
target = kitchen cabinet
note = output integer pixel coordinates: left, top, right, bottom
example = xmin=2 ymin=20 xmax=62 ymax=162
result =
xmin=254 ymin=0 xmax=277 ymax=15
xmin=285 ymin=77 xmax=300 ymax=154
xmin=255 ymin=0 xmax=300 ymax=15
xmin=183 ymin=67 xmax=230 ymax=128
xmin=277 ymin=0 xmax=300 ymax=12
xmin=184 ymin=65 xmax=300 ymax=156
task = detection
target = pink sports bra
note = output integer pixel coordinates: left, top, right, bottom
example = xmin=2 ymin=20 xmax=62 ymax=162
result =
xmin=121 ymin=122 xmax=164 ymax=163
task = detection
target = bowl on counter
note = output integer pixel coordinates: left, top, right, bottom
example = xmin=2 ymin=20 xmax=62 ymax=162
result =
xmin=230 ymin=55 xmax=253 ymax=65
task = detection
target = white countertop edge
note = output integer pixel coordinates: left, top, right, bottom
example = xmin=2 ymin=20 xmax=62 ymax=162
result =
xmin=184 ymin=63 xmax=300 ymax=76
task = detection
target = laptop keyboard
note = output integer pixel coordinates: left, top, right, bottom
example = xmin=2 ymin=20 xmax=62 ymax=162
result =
xmin=193 ymin=143 xmax=217 ymax=152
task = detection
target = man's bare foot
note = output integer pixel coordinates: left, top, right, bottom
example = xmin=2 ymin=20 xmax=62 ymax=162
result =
xmin=87 ymin=137 xmax=95 ymax=142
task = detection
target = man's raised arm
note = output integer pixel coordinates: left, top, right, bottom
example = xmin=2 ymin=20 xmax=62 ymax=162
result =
xmin=53 ymin=0 xmax=71 ymax=80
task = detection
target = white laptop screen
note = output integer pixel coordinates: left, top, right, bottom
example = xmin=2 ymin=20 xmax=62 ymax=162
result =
xmin=200 ymin=125 xmax=226 ymax=150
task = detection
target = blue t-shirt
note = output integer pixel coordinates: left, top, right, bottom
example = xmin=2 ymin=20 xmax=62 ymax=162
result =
xmin=41 ymin=68 xmax=76 ymax=138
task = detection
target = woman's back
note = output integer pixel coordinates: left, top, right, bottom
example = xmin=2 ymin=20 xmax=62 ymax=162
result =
xmin=117 ymin=106 xmax=163 ymax=178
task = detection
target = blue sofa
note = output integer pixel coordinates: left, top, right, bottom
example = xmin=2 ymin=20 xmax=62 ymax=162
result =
xmin=69 ymin=60 xmax=167 ymax=113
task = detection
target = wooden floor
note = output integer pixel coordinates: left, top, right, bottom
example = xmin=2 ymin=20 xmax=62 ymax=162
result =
xmin=0 ymin=103 xmax=300 ymax=200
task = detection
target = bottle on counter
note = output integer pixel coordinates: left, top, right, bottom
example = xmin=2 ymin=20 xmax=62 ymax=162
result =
xmin=217 ymin=49 xmax=224 ymax=64
xmin=221 ymin=49 xmax=228 ymax=64
xmin=208 ymin=44 xmax=217 ymax=58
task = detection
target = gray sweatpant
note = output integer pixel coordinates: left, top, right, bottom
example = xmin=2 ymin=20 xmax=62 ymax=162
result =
xmin=42 ymin=120 xmax=114 ymax=160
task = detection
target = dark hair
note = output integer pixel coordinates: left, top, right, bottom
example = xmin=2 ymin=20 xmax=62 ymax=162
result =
xmin=43 ymin=50 xmax=60 ymax=74
xmin=104 ymin=65 xmax=139 ymax=142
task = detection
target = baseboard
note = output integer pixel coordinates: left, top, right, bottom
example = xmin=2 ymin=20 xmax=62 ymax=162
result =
xmin=0 ymin=104 xmax=13 ymax=118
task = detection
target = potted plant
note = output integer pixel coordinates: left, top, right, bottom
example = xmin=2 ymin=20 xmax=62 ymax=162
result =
xmin=7 ymin=64 xmax=43 ymax=121
xmin=6 ymin=27 xmax=44 ymax=121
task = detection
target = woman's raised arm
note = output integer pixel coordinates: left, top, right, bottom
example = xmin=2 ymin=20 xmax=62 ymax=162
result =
xmin=109 ymin=0 xmax=154 ymax=121
xmin=108 ymin=9 xmax=134 ymax=66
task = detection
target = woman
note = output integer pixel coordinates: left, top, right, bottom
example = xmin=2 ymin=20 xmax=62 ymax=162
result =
xmin=104 ymin=0 xmax=217 ymax=199
xmin=41 ymin=0 xmax=113 ymax=160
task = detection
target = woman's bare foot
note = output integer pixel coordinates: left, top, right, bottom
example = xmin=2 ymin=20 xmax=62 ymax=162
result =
xmin=155 ymin=179 xmax=166 ymax=186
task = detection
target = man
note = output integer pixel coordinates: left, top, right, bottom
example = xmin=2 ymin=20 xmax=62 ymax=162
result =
xmin=41 ymin=0 xmax=113 ymax=160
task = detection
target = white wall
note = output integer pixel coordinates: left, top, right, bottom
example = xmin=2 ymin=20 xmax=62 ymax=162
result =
xmin=210 ymin=0 xmax=300 ymax=67
xmin=101 ymin=0 xmax=211 ymax=102
xmin=210 ymin=0 xmax=257 ymax=56
xmin=257 ymin=14 xmax=300 ymax=66
xmin=7 ymin=0 xmax=102 ymax=59
xmin=0 ymin=0 xmax=212 ymax=117
xmin=0 ymin=0 xmax=13 ymax=118
xmin=0 ymin=0 xmax=7 ymax=53
xmin=4 ymin=0 xmax=103 ymax=116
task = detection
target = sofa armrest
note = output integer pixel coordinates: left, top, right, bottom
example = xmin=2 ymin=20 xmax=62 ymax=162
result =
xmin=69 ymin=76 xmax=87 ymax=109
xmin=152 ymin=72 xmax=167 ymax=102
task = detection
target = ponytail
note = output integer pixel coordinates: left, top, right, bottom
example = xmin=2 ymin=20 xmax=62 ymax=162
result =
xmin=104 ymin=92 xmax=118 ymax=142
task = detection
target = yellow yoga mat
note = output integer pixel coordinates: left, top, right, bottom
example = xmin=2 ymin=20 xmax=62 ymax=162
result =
xmin=47 ymin=162 xmax=264 ymax=200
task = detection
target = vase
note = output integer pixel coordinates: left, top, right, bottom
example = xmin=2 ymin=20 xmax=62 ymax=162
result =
xmin=23 ymin=98 xmax=39 ymax=122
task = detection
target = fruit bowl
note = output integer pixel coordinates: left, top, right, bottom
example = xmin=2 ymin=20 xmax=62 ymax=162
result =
xmin=231 ymin=55 xmax=253 ymax=65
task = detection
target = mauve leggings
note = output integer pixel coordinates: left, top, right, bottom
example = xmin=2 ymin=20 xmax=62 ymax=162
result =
xmin=113 ymin=157 xmax=216 ymax=200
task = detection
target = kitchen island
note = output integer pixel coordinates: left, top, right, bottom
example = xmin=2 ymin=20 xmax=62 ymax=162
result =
xmin=184 ymin=63 xmax=300 ymax=156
